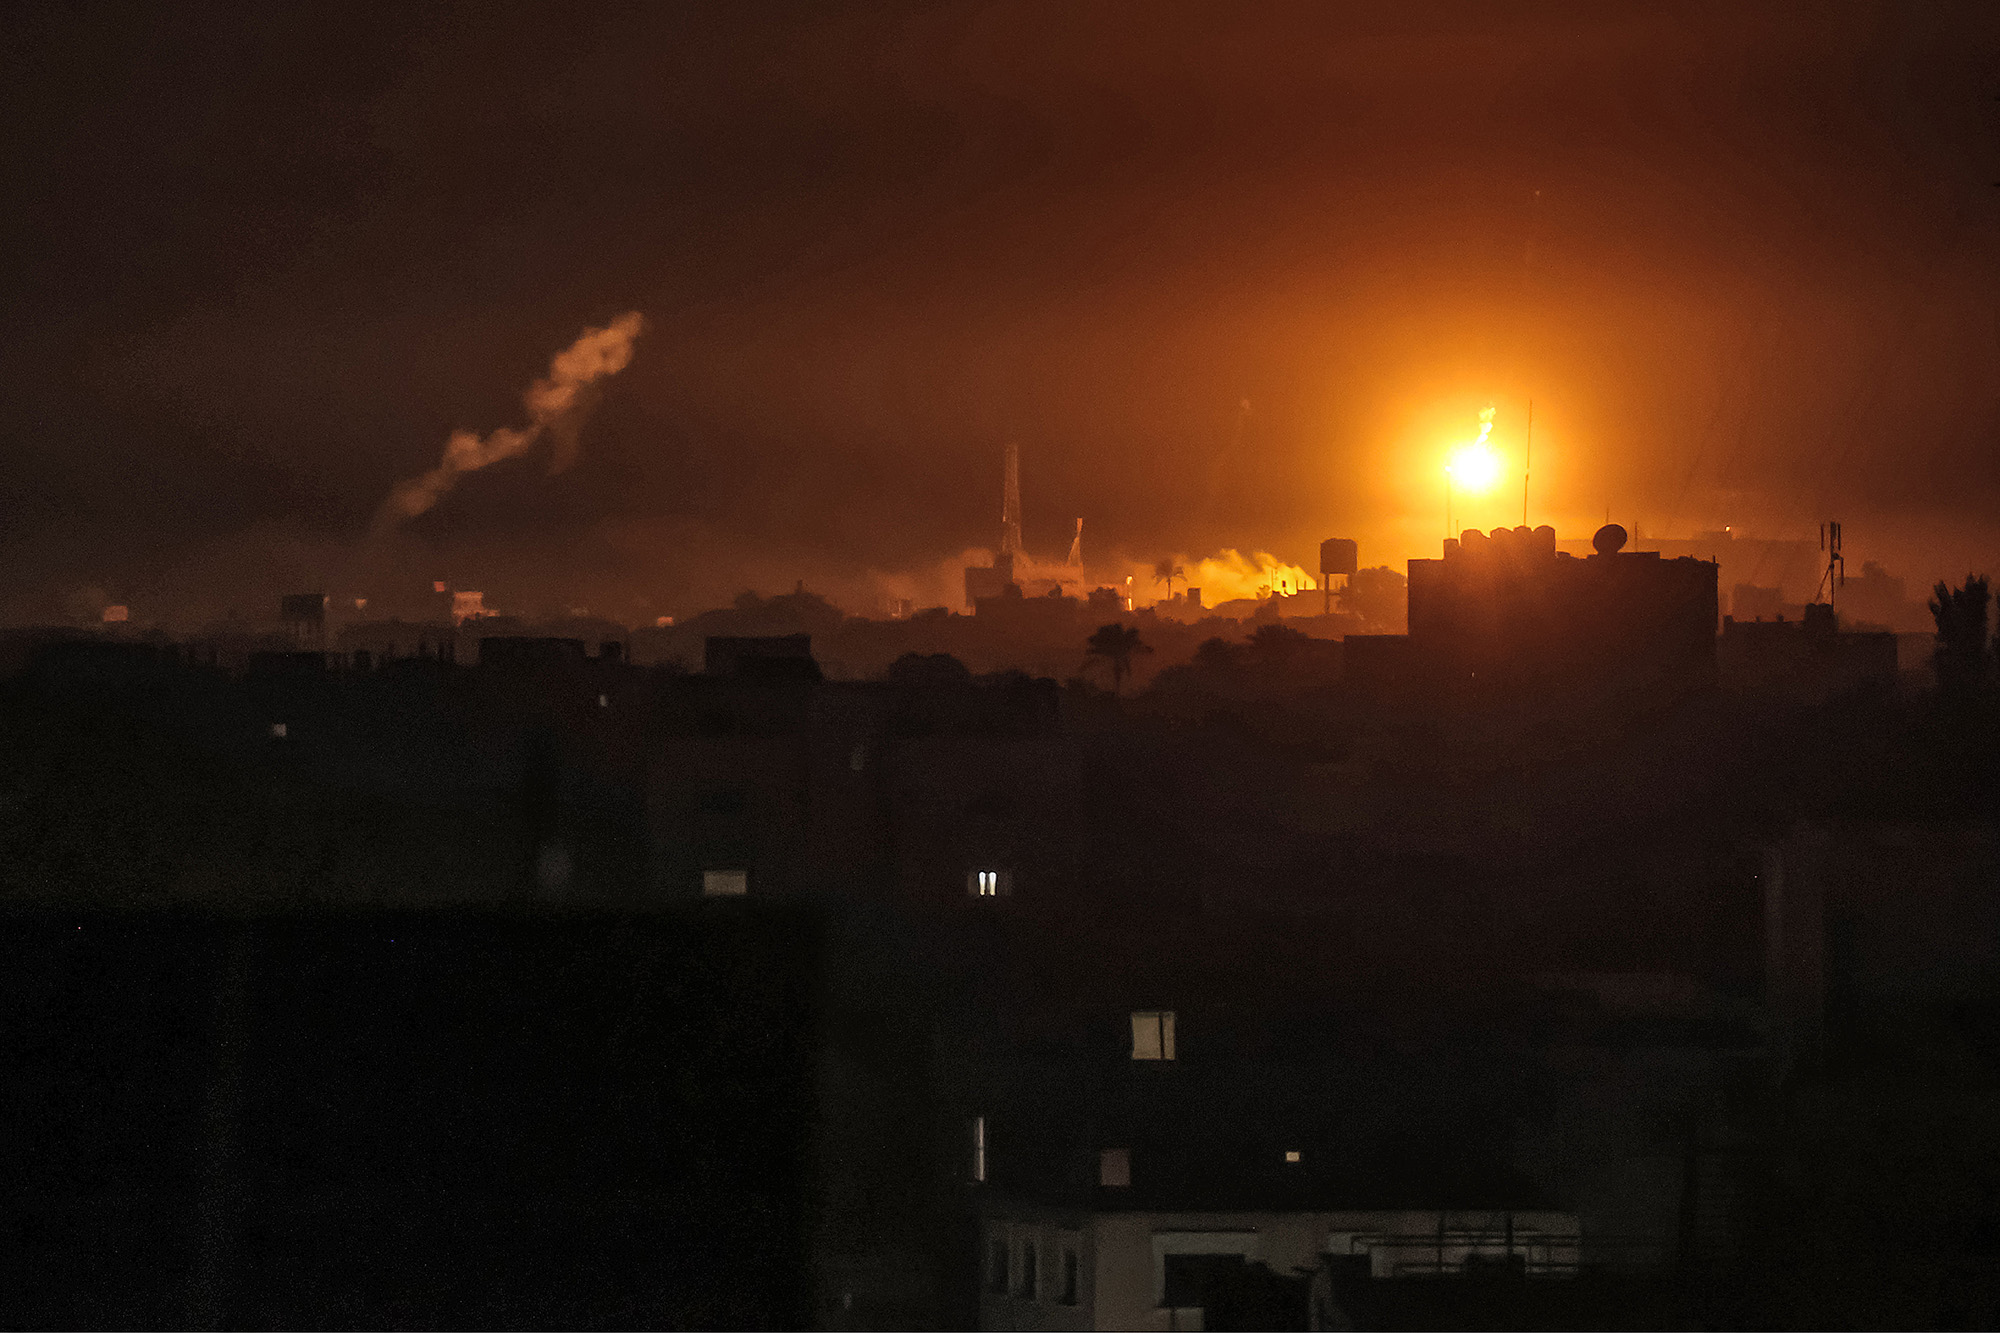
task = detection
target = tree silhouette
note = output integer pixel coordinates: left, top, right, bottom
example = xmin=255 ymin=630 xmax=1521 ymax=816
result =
xmin=1085 ymin=623 xmax=1152 ymax=694
xmin=1193 ymin=636 xmax=1240 ymax=672
xmin=1247 ymin=623 xmax=1309 ymax=665
xmin=1929 ymin=575 xmax=1991 ymax=697
xmin=1153 ymin=558 xmax=1185 ymax=600
xmin=1337 ymin=566 xmax=1408 ymax=633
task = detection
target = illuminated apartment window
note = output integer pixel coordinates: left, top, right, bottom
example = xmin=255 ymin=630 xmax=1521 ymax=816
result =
xmin=968 ymin=869 xmax=1011 ymax=898
xmin=1130 ymin=1010 xmax=1176 ymax=1060
xmin=1100 ymin=1148 xmax=1131 ymax=1187
xmin=1285 ymin=1149 xmax=1303 ymax=1164
xmin=269 ymin=723 xmax=287 ymax=739
xmin=597 ymin=693 xmax=609 ymax=708
xmin=972 ymin=1115 xmax=987 ymax=1183
xmin=702 ymin=869 xmax=748 ymax=897
xmin=1020 ymin=1239 xmax=1038 ymax=1300
xmin=988 ymin=1233 xmax=1010 ymax=1294
xmin=1060 ymin=1248 xmax=1079 ymax=1305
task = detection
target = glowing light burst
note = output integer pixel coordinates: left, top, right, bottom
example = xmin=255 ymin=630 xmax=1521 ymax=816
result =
xmin=1446 ymin=406 xmax=1503 ymax=495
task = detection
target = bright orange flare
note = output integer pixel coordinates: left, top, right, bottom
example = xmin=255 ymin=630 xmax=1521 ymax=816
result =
xmin=1445 ymin=406 xmax=1502 ymax=494
xmin=1447 ymin=442 xmax=1502 ymax=493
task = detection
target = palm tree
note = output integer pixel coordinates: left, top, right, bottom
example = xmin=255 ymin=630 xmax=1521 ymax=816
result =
xmin=1153 ymin=558 xmax=1185 ymax=601
xmin=1085 ymin=623 xmax=1152 ymax=694
xmin=1930 ymin=574 xmax=1991 ymax=698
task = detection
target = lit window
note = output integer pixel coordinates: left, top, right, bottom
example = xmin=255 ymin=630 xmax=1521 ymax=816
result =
xmin=1130 ymin=1010 xmax=1176 ymax=1060
xmin=702 ymin=869 xmax=748 ymax=897
xmin=1285 ymin=1150 xmax=1303 ymax=1164
xmin=1100 ymin=1148 xmax=1131 ymax=1187
xmin=968 ymin=869 xmax=1010 ymax=897
xmin=269 ymin=723 xmax=287 ymax=739
xmin=1061 ymin=1249 xmax=1079 ymax=1305
xmin=1020 ymin=1239 xmax=1038 ymax=1300
xmin=597 ymin=693 xmax=609 ymax=708
xmin=972 ymin=1115 xmax=986 ymax=1183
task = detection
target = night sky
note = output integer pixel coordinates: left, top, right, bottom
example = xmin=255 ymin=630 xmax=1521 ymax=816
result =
xmin=4 ymin=1 xmax=1998 ymax=623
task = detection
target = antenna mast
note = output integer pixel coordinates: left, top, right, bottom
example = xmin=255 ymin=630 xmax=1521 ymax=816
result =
xmin=1522 ymin=399 xmax=1533 ymax=527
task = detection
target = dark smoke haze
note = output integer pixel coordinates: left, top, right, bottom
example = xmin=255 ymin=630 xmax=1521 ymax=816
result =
xmin=3 ymin=1 xmax=1999 ymax=625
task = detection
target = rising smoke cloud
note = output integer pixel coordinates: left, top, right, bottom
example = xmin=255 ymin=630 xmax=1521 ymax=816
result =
xmin=1124 ymin=549 xmax=1314 ymax=606
xmin=376 ymin=312 xmax=646 ymax=529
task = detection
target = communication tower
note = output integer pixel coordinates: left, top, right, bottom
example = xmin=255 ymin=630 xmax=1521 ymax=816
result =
xmin=1817 ymin=521 xmax=1844 ymax=609
xmin=1001 ymin=443 xmax=1023 ymax=558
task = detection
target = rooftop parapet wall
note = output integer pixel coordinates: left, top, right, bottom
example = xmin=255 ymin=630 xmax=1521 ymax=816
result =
xmin=1407 ymin=527 xmax=1718 ymax=686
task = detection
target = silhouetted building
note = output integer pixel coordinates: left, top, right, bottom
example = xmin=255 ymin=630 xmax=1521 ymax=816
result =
xmin=649 ymin=637 xmax=1074 ymax=904
xmin=278 ymin=593 xmax=326 ymax=625
xmin=1397 ymin=524 xmax=1718 ymax=692
xmin=278 ymin=593 xmax=328 ymax=650
xmin=977 ymin=1198 xmax=1581 ymax=1331
xmin=1835 ymin=560 xmax=1927 ymax=631
xmin=1632 ymin=529 xmax=1818 ymax=614
xmin=965 ymin=552 xmax=1019 ymax=610
xmin=704 ymin=632 xmax=821 ymax=680
xmin=1730 ymin=583 xmax=1790 ymax=622
xmin=1719 ymin=602 xmax=1897 ymax=693
xmin=478 ymin=635 xmax=587 ymax=670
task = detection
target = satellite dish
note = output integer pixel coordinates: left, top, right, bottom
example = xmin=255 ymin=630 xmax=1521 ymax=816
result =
xmin=1592 ymin=523 xmax=1629 ymax=556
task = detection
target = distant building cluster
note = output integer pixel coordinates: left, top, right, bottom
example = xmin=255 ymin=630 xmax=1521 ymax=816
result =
xmin=0 ymin=499 xmax=1975 ymax=1329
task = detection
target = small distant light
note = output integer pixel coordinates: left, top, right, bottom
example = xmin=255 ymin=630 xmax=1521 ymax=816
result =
xmin=354 ymin=597 xmax=368 ymax=610
xmin=597 ymin=693 xmax=609 ymax=708
xmin=433 ymin=581 xmax=448 ymax=593
xmin=656 ymin=616 xmax=673 ymax=627
xmin=270 ymin=723 xmax=288 ymax=739
xmin=1285 ymin=1150 xmax=1302 ymax=1164
xmin=703 ymin=869 xmax=749 ymax=897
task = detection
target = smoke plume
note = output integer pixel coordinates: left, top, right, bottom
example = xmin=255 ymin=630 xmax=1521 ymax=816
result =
xmin=376 ymin=312 xmax=646 ymax=529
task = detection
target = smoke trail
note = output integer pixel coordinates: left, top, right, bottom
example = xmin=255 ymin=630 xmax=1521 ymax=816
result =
xmin=377 ymin=311 xmax=646 ymax=529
